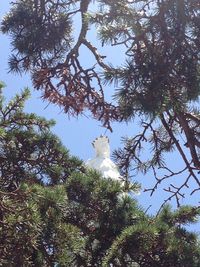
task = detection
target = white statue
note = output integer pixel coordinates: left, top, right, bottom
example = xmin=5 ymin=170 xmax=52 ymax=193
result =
xmin=86 ymin=136 xmax=121 ymax=181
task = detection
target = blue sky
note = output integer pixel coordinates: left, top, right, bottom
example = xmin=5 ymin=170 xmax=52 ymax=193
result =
xmin=1 ymin=1 xmax=200 ymax=231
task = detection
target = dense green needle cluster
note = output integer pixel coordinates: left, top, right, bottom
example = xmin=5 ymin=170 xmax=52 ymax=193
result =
xmin=0 ymin=84 xmax=199 ymax=266
xmin=1 ymin=0 xmax=72 ymax=72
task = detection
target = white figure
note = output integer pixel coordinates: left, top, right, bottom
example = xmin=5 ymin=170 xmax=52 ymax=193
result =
xmin=86 ymin=136 xmax=121 ymax=181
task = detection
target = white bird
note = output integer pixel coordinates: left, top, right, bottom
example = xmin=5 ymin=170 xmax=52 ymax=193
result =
xmin=86 ymin=136 xmax=121 ymax=181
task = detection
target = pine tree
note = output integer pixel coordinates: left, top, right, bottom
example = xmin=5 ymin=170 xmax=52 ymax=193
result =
xmin=0 ymin=83 xmax=199 ymax=266
xmin=2 ymin=0 xmax=200 ymax=203
xmin=0 ymin=82 xmax=83 ymax=266
xmin=2 ymin=1 xmax=200 ymax=266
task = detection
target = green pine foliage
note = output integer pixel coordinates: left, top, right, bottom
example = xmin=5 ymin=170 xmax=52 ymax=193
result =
xmin=102 ymin=213 xmax=200 ymax=267
xmin=98 ymin=0 xmax=200 ymax=115
xmin=3 ymin=0 xmax=200 ymax=201
xmin=1 ymin=0 xmax=73 ymax=72
xmin=0 ymin=86 xmax=82 ymax=190
xmin=91 ymin=0 xmax=200 ymax=201
xmin=64 ymin=170 xmax=144 ymax=266
xmin=0 ymin=86 xmax=199 ymax=266
xmin=2 ymin=0 xmax=200 ymax=265
xmin=0 ymin=85 xmax=84 ymax=266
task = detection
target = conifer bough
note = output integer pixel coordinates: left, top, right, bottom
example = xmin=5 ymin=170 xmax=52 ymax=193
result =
xmin=2 ymin=0 xmax=200 ymax=205
xmin=0 ymin=84 xmax=199 ymax=266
